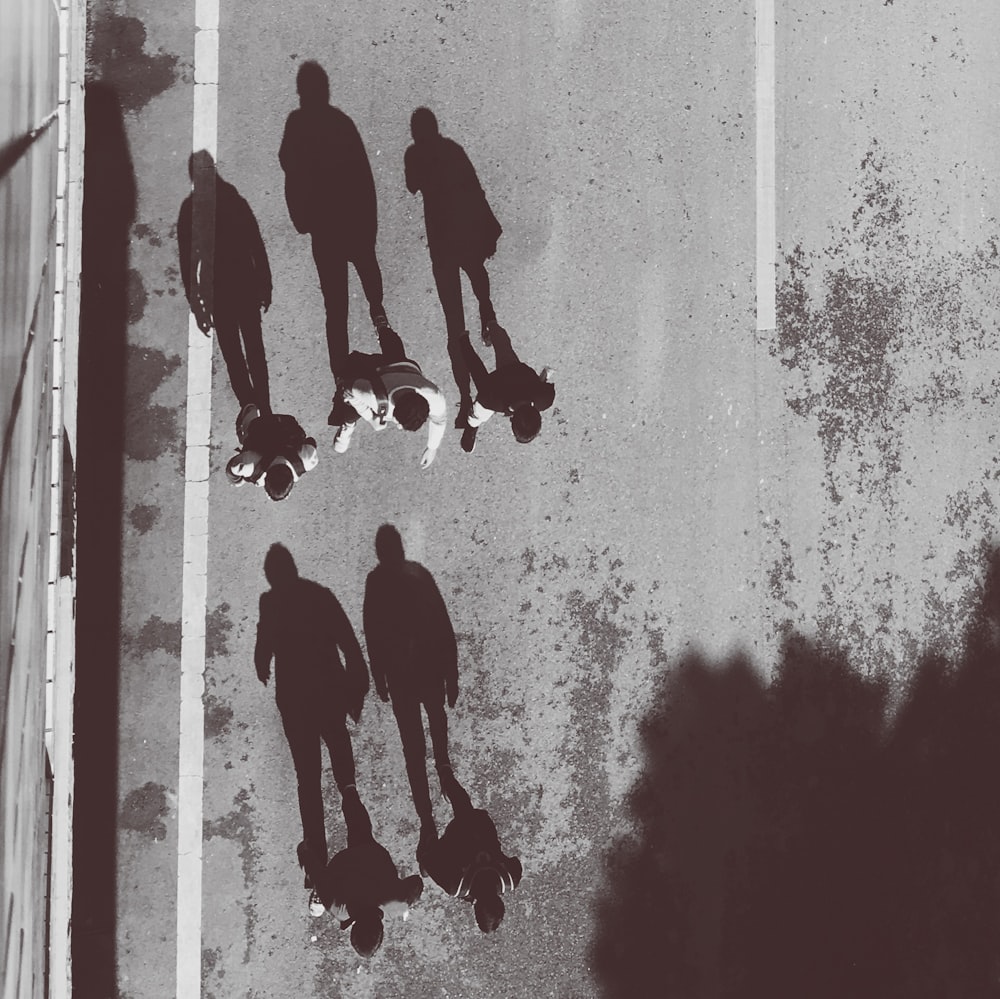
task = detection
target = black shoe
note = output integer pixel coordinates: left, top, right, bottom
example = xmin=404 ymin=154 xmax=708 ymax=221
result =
xmin=482 ymin=320 xmax=504 ymax=345
xmin=461 ymin=426 xmax=477 ymax=453
xmin=372 ymin=312 xmax=391 ymax=333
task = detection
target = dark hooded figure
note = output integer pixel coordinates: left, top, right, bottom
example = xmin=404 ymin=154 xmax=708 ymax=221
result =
xmin=418 ymin=767 xmax=522 ymax=933
xmin=278 ymin=61 xmax=391 ymax=389
xmin=362 ymin=525 xmax=458 ymax=846
xmin=403 ymin=107 xmax=503 ymax=422
xmin=254 ymin=544 xmax=369 ymax=883
xmin=177 ymin=149 xmax=272 ymax=412
xmin=297 ymin=787 xmax=423 ymax=957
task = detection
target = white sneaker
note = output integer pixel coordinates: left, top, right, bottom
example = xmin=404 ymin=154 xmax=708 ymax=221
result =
xmin=308 ymin=889 xmax=325 ymax=917
xmin=333 ymin=422 xmax=354 ymax=453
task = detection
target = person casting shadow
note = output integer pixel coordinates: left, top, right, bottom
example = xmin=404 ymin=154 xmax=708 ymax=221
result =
xmin=226 ymin=403 xmax=318 ymax=500
xmin=279 ymin=61 xmax=391 ymax=388
xmin=419 ymin=767 xmax=522 ymax=933
xmin=177 ymin=150 xmax=272 ymax=412
xmin=254 ymin=544 xmax=369 ymax=903
xmin=458 ymin=325 xmax=555 ymax=453
xmin=328 ymin=323 xmax=447 ymax=469
xmin=297 ymin=787 xmax=423 ymax=956
xmin=404 ymin=107 xmax=503 ymax=424
xmin=362 ymin=525 xmax=458 ymax=848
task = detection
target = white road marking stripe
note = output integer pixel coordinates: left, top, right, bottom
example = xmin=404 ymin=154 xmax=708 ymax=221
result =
xmin=756 ymin=0 xmax=776 ymax=331
xmin=176 ymin=0 xmax=220 ymax=994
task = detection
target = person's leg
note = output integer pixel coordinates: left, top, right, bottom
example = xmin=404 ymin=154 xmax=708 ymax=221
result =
xmin=311 ymin=230 xmax=350 ymax=379
xmin=374 ymin=323 xmax=407 ymax=364
xmin=440 ymin=767 xmax=475 ymax=819
xmin=423 ymin=697 xmax=452 ymax=772
xmin=319 ymin=712 xmax=357 ymax=793
xmin=213 ymin=307 xmax=254 ymax=407
xmin=462 ymin=256 xmax=496 ymax=331
xmin=341 ymin=786 xmax=375 ymax=849
xmin=238 ymin=303 xmax=271 ymax=414
xmin=349 ymin=244 xmax=386 ymax=324
xmin=431 ymin=253 xmax=473 ymax=405
xmin=391 ymin=697 xmax=434 ymax=825
xmin=281 ymin=711 xmax=328 ymax=864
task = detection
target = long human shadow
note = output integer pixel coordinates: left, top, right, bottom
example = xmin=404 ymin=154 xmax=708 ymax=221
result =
xmin=278 ymin=61 xmax=386 ymax=383
xmin=419 ymin=767 xmax=523 ymax=934
xmin=591 ymin=551 xmax=1000 ymax=999
xmin=255 ymin=544 xmax=368 ymax=869
xmin=403 ymin=106 xmax=503 ymax=408
xmin=72 ymin=80 xmax=135 ymax=995
xmin=362 ymin=525 xmax=458 ymax=841
xmin=176 ymin=150 xmax=273 ymax=414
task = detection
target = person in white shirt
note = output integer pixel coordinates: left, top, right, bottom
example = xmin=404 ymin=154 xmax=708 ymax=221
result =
xmin=328 ymin=321 xmax=447 ymax=469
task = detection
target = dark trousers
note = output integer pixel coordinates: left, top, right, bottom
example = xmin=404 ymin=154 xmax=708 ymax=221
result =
xmin=342 ymin=788 xmax=375 ymax=849
xmin=327 ymin=323 xmax=408 ymax=427
xmin=281 ymin=707 xmax=357 ymax=864
xmin=310 ymin=230 xmax=385 ymax=380
xmin=460 ymin=322 xmax=520 ymax=397
xmin=391 ymin=695 xmax=451 ymax=825
xmin=431 ymin=251 xmax=496 ymax=404
xmin=214 ymin=301 xmax=270 ymax=412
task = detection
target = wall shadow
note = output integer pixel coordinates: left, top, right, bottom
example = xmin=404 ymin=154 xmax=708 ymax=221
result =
xmin=72 ymin=80 xmax=135 ymax=996
xmin=591 ymin=553 xmax=1000 ymax=999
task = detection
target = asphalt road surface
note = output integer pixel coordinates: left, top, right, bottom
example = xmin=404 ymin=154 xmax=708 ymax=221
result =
xmin=79 ymin=1 xmax=1000 ymax=997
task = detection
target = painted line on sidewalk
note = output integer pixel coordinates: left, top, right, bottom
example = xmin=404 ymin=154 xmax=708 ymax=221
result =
xmin=176 ymin=0 xmax=219 ymax=995
xmin=756 ymin=0 xmax=776 ymax=331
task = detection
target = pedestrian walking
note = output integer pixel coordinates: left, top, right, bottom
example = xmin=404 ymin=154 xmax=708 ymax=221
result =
xmin=418 ymin=767 xmax=522 ymax=933
xmin=177 ymin=150 xmax=272 ymax=412
xmin=328 ymin=322 xmax=447 ymax=468
xmin=363 ymin=524 xmax=457 ymax=847
xmin=404 ymin=107 xmax=503 ymax=425
xmin=225 ymin=404 xmax=317 ymax=500
xmin=458 ymin=326 xmax=555 ymax=452
xmin=279 ymin=61 xmax=391 ymax=388
xmin=297 ymin=787 xmax=424 ymax=957
xmin=254 ymin=545 xmax=369 ymax=903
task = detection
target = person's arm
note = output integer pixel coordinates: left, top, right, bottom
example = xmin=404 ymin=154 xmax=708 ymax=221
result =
xmin=420 ymin=385 xmax=448 ymax=468
xmin=429 ymin=579 xmax=458 ymax=707
xmin=254 ymin=593 xmax=273 ymax=685
xmin=459 ymin=334 xmax=491 ymax=394
xmin=329 ymin=595 xmax=369 ymax=708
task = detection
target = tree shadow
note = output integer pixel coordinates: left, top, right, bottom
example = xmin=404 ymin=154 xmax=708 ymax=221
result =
xmin=72 ymin=79 xmax=136 ymax=995
xmin=591 ymin=552 xmax=1000 ymax=999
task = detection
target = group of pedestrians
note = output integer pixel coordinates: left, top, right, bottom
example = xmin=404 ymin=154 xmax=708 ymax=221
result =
xmin=177 ymin=60 xmax=556 ymax=499
xmin=254 ymin=533 xmax=522 ymax=956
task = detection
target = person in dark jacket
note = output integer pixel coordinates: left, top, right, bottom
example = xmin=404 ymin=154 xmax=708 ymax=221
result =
xmin=404 ymin=107 xmax=503 ymax=423
xmin=177 ymin=150 xmax=272 ymax=412
xmin=278 ymin=61 xmax=391 ymax=386
xmin=254 ymin=545 xmax=369 ymax=894
xmin=418 ymin=767 xmax=522 ymax=933
xmin=297 ymin=787 xmax=423 ymax=955
xmin=362 ymin=525 xmax=458 ymax=845
xmin=458 ymin=325 xmax=555 ymax=452
xmin=226 ymin=403 xmax=318 ymax=500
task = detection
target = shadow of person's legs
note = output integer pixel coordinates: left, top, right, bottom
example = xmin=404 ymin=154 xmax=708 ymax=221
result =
xmin=310 ymin=231 xmax=349 ymax=378
xmin=391 ymin=696 xmax=434 ymax=825
xmin=319 ymin=711 xmax=357 ymax=794
xmin=281 ymin=711 xmax=328 ymax=863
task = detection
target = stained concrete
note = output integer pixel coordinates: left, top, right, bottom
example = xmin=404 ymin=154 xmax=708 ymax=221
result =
xmin=81 ymin=0 xmax=1000 ymax=996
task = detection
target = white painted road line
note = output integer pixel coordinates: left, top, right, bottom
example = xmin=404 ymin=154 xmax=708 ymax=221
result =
xmin=176 ymin=0 xmax=220 ymax=994
xmin=756 ymin=0 xmax=776 ymax=331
